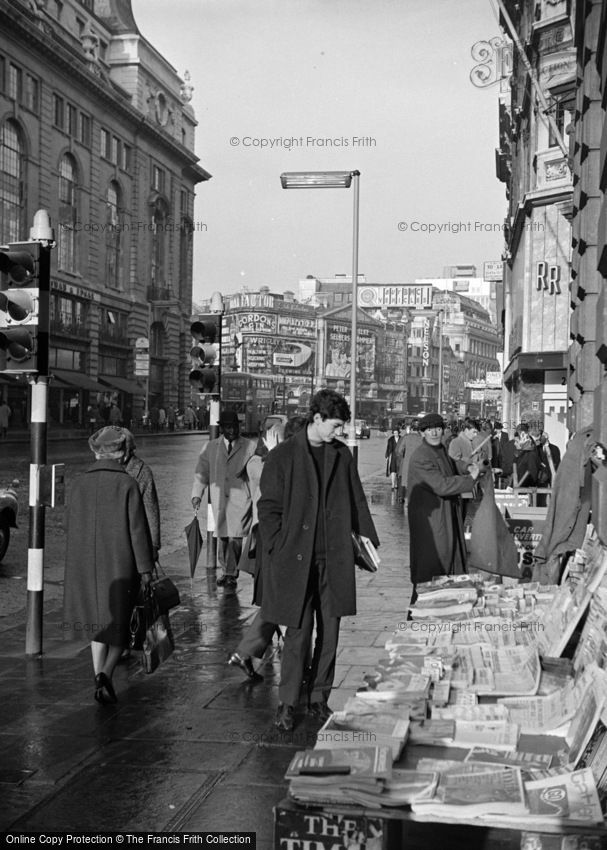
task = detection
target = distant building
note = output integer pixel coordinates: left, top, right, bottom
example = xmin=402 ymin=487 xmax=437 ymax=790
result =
xmin=0 ymin=0 xmax=210 ymax=426
xmin=416 ymin=275 xmax=501 ymax=326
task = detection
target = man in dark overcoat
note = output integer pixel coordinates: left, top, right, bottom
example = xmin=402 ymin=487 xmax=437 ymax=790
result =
xmin=407 ymin=413 xmax=482 ymax=604
xmin=258 ymin=389 xmax=379 ymax=732
xmin=63 ymin=426 xmax=155 ymax=704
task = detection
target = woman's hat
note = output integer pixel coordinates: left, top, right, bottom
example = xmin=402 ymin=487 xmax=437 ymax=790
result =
xmin=418 ymin=413 xmax=445 ymax=431
xmin=88 ymin=425 xmax=126 ymax=457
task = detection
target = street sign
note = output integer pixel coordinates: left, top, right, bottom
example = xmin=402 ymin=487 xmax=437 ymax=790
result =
xmin=483 ymin=260 xmax=503 ymax=281
xmin=134 ymin=337 xmax=149 ymax=377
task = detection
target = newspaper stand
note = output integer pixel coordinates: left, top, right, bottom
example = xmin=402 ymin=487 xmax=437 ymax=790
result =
xmin=275 ymin=525 xmax=607 ymax=850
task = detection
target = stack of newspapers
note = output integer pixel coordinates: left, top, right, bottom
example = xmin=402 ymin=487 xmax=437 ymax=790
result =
xmin=285 ymin=746 xmax=392 ymax=806
xmin=315 ymin=709 xmax=411 ymax=760
xmin=285 ymin=746 xmax=439 ymax=808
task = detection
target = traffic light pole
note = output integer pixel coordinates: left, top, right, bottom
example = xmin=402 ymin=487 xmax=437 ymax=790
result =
xmin=25 ymin=228 xmax=52 ymax=656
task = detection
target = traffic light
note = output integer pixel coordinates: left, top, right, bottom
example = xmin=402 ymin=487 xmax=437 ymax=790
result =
xmin=190 ymin=314 xmax=221 ymax=394
xmin=0 ymin=241 xmax=46 ymax=373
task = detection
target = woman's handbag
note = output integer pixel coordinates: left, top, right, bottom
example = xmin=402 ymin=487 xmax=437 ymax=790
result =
xmin=150 ymin=563 xmax=180 ymax=613
xmin=129 ymin=584 xmax=174 ymax=672
xmin=142 ymin=610 xmax=174 ymax=674
xmin=351 ymin=532 xmax=380 ymax=573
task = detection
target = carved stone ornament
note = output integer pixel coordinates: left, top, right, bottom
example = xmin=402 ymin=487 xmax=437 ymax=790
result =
xmin=180 ymin=71 xmax=194 ymax=103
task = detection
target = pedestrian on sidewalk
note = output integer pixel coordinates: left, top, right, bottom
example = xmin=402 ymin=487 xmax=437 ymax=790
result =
xmin=228 ymin=415 xmax=308 ymax=681
xmin=396 ymin=420 xmax=422 ymax=503
xmin=122 ymin=429 xmax=161 ymax=561
xmin=385 ymin=427 xmax=400 ymax=489
xmin=448 ymin=417 xmax=488 ymax=531
xmin=228 ymin=421 xmax=286 ymax=680
xmin=108 ymin=401 xmax=122 ymax=426
xmin=407 ymin=413 xmax=483 ymax=606
xmin=258 ymin=389 xmax=379 ymax=733
xmin=0 ymin=399 xmax=11 ymax=438
xmin=191 ymin=410 xmax=256 ymax=588
xmin=62 ymin=426 xmax=155 ymax=705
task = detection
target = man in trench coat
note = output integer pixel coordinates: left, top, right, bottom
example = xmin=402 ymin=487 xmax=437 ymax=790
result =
xmin=407 ymin=413 xmax=482 ymax=604
xmin=191 ymin=409 xmax=256 ymax=588
xmin=258 ymin=389 xmax=379 ymax=732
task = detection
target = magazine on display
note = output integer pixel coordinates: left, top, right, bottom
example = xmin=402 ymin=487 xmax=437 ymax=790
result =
xmin=524 ymin=768 xmax=604 ymax=826
xmin=411 ymin=767 xmax=527 ymax=818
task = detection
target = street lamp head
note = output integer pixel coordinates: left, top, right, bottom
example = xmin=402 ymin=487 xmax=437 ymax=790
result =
xmin=280 ymin=171 xmax=357 ymax=189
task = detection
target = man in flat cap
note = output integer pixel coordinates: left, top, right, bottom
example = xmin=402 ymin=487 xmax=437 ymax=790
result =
xmin=407 ymin=413 xmax=483 ymax=604
xmin=191 ymin=410 xmax=256 ymax=588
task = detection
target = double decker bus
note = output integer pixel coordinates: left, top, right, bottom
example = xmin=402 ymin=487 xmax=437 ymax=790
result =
xmin=221 ymin=371 xmax=276 ymax=435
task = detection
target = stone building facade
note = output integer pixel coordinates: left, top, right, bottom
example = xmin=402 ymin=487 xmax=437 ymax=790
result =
xmin=568 ymin=0 xmax=606 ymax=446
xmin=0 ymin=0 xmax=209 ymax=427
xmin=496 ymin=0 xmax=574 ymax=449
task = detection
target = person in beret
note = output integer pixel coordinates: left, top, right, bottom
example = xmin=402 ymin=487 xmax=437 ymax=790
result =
xmin=191 ymin=410 xmax=256 ymax=588
xmin=407 ymin=413 xmax=483 ymax=604
xmin=62 ymin=426 xmax=155 ymax=704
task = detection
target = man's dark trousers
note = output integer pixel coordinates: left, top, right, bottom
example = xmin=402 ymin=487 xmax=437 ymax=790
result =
xmin=278 ymin=558 xmax=340 ymax=707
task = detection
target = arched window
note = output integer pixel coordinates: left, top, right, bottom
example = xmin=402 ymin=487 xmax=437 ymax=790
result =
xmin=0 ymin=120 xmax=25 ymax=242
xmin=106 ymin=181 xmax=122 ymax=289
xmin=58 ymin=154 xmax=78 ymax=272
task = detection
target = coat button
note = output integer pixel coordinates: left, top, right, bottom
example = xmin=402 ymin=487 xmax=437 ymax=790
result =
xmin=296 ymin=554 xmax=303 ymax=561
xmin=302 ymin=524 xmax=309 ymax=530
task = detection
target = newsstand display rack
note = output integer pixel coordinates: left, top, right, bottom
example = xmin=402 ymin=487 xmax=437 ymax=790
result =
xmin=274 ymin=523 xmax=607 ymax=850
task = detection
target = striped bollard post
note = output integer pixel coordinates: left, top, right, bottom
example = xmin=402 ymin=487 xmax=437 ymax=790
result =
xmin=25 ymin=376 xmax=48 ymax=656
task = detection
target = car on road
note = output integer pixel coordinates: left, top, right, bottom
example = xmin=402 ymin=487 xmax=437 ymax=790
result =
xmin=355 ymin=419 xmax=371 ymax=439
xmin=0 ymin=480 xmax=19 ymax=562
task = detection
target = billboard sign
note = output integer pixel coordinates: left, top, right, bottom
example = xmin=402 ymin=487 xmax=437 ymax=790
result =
xmin=484 ymin=260 xmax=503 ymax=281
xmin=358 ymin=284 xmax=432 ymax=309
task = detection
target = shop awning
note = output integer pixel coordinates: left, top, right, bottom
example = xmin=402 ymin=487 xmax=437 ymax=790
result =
xmin=99 ymin=375 xmax=145 ymax=395
xmin=51 ymin=369 xmax=108 ymax=392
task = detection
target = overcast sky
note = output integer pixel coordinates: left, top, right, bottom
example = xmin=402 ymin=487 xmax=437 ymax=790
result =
xmin=131 ymin=0 xmax=508 ymax=303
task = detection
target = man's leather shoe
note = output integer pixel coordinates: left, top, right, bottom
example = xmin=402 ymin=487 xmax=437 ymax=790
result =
xmin=228 ymin=652 xmax=263 ymax=681
xmin=275 ymin=703 xmax=295 ymax=732
xmin=216 ymin=574 xmax=229 ymax=587
xmin=225 ymin=575 xmax=238 ymax=588
xmin=307 ymin=701 xmax=332 ymax=721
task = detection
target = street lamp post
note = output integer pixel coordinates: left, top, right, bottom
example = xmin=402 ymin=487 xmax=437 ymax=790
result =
xmin=437 ymin=309 xmax=444 ymax=416
xmin=280 ymin=170 xmax=360 ymax=460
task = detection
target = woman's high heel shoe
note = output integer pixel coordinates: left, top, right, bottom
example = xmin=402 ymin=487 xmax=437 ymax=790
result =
xmin=94 ymin=673 xmax=117 ymax=704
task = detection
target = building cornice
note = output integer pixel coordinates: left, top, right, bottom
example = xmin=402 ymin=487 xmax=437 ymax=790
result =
xmin=508 ymin=184 xmax=573 ymax=257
